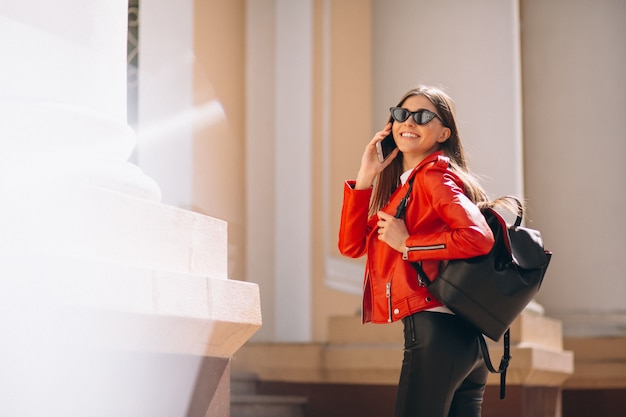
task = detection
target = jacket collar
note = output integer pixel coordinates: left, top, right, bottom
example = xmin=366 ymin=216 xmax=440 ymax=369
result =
xmin=406 ymin=151 xmax=450 ymax=182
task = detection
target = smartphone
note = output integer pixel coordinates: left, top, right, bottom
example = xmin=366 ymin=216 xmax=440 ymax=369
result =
xmin=376 ymin=133 xmax=397 ymax=163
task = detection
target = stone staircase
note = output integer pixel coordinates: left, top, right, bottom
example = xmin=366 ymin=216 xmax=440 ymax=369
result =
xmin=231 ymin=372 xmax=308 ymax=417
xmin=232 ymin=311 xmax=575 ymax=417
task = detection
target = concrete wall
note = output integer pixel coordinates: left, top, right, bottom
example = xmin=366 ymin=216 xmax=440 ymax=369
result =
xmin=521 ymin=0 xmax=626 ymax=336
xmin=372 ymin=0 xmax=523 ymax=199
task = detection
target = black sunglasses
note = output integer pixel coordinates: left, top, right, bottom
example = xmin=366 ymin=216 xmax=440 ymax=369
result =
xmin=389 ymin=107 xmax=445 ymax=126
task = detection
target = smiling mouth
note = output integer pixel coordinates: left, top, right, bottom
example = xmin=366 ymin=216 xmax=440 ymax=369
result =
xmin=401 ymin=132 xmax=418 ymax=138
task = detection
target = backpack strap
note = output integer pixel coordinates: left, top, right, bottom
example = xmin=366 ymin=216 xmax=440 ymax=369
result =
xmin=479 ymin=329 xmax=511 ymax=399
xmin=394 ymin=177 xmax=414 ymax=219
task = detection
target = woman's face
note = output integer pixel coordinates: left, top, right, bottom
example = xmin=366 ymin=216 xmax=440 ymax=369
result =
xmin=391 ymin=94 xmax=450 ymax=170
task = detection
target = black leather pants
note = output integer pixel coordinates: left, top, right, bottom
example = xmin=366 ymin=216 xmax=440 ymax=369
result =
xmin=394 ymin=311 xmax=488 ymax=417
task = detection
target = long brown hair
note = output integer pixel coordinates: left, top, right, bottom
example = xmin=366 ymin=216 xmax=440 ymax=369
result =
xmin=370 ymin=85 xmax=492 ymax=215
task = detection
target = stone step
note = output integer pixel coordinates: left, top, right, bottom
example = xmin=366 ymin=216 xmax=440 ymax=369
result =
xmin=231 ymin=394 xmax=307 ymax=417
xmin=328 ymin=309 xmax=564 ymax=351
xmin=231 ymin=371 xmax=259 ymax=395
xmin=231 ymin=372 xmax=308 ymax=417
xmin=563 ymin=336 xmax=626 ymax=388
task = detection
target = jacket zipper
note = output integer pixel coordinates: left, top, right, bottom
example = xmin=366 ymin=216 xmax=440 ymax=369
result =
xmin=386 ymin=281 xmax=392 ymax=323
xmin=362 ymin=272 xmax=370 ymax=324
xmin=406 ymin=243 xmax=446 ymax=253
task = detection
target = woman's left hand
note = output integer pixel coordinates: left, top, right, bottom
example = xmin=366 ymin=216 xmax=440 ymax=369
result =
xmin=376 ymin=211 xmax=410 ymax=253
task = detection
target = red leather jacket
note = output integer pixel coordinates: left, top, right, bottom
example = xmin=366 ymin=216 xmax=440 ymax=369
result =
xmin=338 ymin=152 xmax=494 ymax=324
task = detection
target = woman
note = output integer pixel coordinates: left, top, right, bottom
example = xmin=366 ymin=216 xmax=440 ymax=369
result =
xmin=338 ymin=85 xmax=495 ymax=417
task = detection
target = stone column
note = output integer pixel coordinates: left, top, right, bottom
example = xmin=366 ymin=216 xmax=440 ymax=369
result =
xmin=0 ymin=1 xmax=261 ymax=416
xmin=0 ymin=0 xmax=159 ymax=199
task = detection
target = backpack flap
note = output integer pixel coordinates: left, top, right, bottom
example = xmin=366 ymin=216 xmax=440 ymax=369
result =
xmin=509 ymin=225 xmax=550 ymax=270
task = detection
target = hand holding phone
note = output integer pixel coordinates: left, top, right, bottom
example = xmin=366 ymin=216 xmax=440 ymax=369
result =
xmin=375 ymin=133 xmax=397 ymax=163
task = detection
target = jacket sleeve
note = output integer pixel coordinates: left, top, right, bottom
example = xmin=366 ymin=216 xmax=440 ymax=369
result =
xmin=338 ymin=180 xmax=373 ymax=258
xmin=403 ymin=169 xmax=494 ymax=262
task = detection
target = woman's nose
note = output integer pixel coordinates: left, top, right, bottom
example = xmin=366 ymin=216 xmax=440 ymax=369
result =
xmin=402 ymin=115 xmax=416 ymax=126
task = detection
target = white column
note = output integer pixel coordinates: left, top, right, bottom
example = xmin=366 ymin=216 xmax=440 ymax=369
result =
xmin=246 ymin=0 xmax=314 ymax=342
xmin=135 ymin=0 xmax=194 ymax=209
xmin=246 ymin=0 xmax=278 ymax=341
xmin=0 ymin=0 xmax=160 ymax=200
xmin=274 ymin=0 xmax=313 ymax=341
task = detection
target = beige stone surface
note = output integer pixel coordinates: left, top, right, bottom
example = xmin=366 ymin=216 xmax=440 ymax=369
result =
xmin=563 ymin=337 xmax=626 ymax=388
xmin=234 ymin=312 xmax=574 ymax=387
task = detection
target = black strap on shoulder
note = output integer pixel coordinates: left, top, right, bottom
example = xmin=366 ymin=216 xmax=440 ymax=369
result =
xmin=395 ymin=177 xmax=434 ymax=288
xmin=394 ymin=176 xmax=414 ymax=219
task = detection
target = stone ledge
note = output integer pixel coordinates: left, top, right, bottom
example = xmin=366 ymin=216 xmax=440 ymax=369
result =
xmin=2 ymin=182 xmax=228 ymax=280
xmin=233 ymin=342 xmax=573 ymax=387
xmin=1 ymin=182 xmax=261 ymax=358
xmin=328 ymin=311 xmax=564 ymax=351
xmin=484 ymin=346 xmax=574 ymax=386
xmin=508 ymin=310 xmax=563 ymax=350
xmin=232 ymin=343 xmax=325 ymax=382
xmin=563 ymin=337 xmax=626 ymax=389
xmin=1 ymin=251 xmax=261 ymax=358
xmin=235 ymin=311 xmax=572 ymax=387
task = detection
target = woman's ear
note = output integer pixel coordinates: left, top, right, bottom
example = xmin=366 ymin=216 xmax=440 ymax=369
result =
xmin=437 ymin=127 xmax=451 ymax=143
